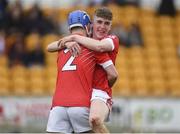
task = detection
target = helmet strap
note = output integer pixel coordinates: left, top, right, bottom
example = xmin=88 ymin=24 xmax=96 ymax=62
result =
xmin=85 ymin=24 xmax=92 ymax=37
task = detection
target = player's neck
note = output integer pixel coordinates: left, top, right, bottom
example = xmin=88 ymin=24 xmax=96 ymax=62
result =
xmin=71 ymin=29 xmax=86 ymax=36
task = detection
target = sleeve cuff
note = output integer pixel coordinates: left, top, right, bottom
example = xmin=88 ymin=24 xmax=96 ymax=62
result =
xmin=100 ymin=60 xmax=113 ymax=69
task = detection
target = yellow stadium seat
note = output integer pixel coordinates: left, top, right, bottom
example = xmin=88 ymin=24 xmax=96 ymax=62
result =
xmin=165 ymin=67 xmax=180 ymax=80
xmin=124 ymin=6 xmax=139 ymax=16
xmin=168 ymin=79 xmax=180 ymax=97
xmin=0 ymin=55 xmax=8 ymax=67
xmin=149 ymin=78 xmax=167 ymax=97
xmin=114 ymin=77 xmax=131 ymax=97
xmin=42 ymin=34 xmax=59 ymax=52
xmin=58 ymin=8 xmax=75 ymax=22
xmin=29 ymin=77 xmax=46 ymax=96
xmin=117 ymin=66 xmax=129 ymax=78
xmin=0 ymin=77 xmax=10 ymax=96
xmin=142 ymin=26 xmax=156 ymax=37
xmin=46 ymin=53 xmax=57 ymax=66
xmin=27 ymin=67 xmax=47 ymax=95
xmin=147 ymin=66 xmax=164 ymax=80
xmin=131 ymin=78 xmax=149 ymax=96
xmin=161 ymin=46 xmax=176 ymax=58
xmin=158 ymin=16 xmax=174 ymax=26
xmin=10 ymin=65 xmax=28 ymax=78
xmin=28 ymin=67 xmax=45 ymax=78
xmin=160 ymin=36 xmax=175 ymax=48
xmin=25 ymin=33 xmax=41 ymax=51
xmin=7 ymin=66 xmax=29 ymax=96
xmin=107 ymin=4 xmax=123 ymax=25
xmin=144 ymin=44 xmax=160 ymax=57
xmin=46 ymin=77 xmax=56 ymax=95
xmin=140 ymin=13 xmax=156 ymax=28
xmin=0 ymin=67 xmax=9 ymax=78
xmin=86 ymin=6 xmax=97 ymax=18
xmin=141 ymin=9 xmax=155 ymax=17
xmin=163 ymin=57 xmax=179 ymax=68
xmin=12 ymin=77 xmax=29 ymax=96
xmin=45 ymin=67 xmax=57 ymax=79
xmin=131 ymin=67 xmax=146 ymax=79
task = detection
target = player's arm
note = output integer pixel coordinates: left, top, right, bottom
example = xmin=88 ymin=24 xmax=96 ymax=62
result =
xmin=47 ymin=40 xmax=63 ymax=52
xmin=105 ymin=64 xmax=118 ymax=87
xmin=102 ymin=63 xmax=118 ymax=87
xmin=61 ymin=35 xmax=114 ymax=52
xmin=100 ymin=59 xmax=118 ymax=87
xmin=47 ymin=40 xmax=81 ymax=56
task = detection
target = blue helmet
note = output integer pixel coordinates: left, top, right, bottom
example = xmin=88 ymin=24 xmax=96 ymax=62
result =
xmin=68 ymin=10 xmax=91 ymax=29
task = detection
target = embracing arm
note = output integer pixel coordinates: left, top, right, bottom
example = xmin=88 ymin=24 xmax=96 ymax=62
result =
xmin=62 ymin=35 xmax=114 ymax=52
xmin=104 ymin=64 xmax=118 ymax=87
xmin=47 ymin=40 xmax=63 ymax=52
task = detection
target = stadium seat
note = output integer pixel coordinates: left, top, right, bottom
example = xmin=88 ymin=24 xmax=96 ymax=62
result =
xmin=28 ymin=67 xmax=47 ymax=95
xmin=46 ymin=77 xmax=56 ymax=95
xmin=46 ymin=52 xmax=57 ymax=66
xmin=131 ymin=78 xmax=149 ymax=96
xmin=12 ymin=77 xmax=29 ymax=96
xmin=0 ymin=55 xmax=8 ymax=67
xmin=45 ymin=66 xmax=57 ymax=78
xmin=114 ymin=77 xmax=131 ymax=97
xmin=28 ymin=67 xmax=45 ymax=78
xmin=58 ymin=8 xmax=75 ymax=22
xmin=25 ymin=33 xmax=41 ymax=51
xmin=149 ymin=78 xmax=167 ymax=97
xmin=142 ymin=25 xmax=157 ymax=38
xmin=42 ymin=34 xmax=59 ymax=52
xmin=160 ymin=36 xmax=175 ymax=48
xmin=0 ymin=77 xmax=10 ymax=96
xmin=168 ymin=79 xmax=180 ymax=97
xmin=29 ymin=77 xmax=46 ymax=96
xmin=0 ymin=67 xmax=9 ymax=78
xmin=161 ymin=46 xmax=176 ymax=58
xmin=108 ymin=4 xmax=122 ymax=25
xmin=165 ymin=67 xmax=180 ymax=80
xmin=10 ymin=65 xmax=28 ymax=78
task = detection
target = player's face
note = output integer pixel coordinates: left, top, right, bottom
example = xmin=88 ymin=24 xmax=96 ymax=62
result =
xmin=92 ymin=16 xmax=112 ymax=40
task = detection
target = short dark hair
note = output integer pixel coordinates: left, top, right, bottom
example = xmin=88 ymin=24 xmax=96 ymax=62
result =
xmin=94 ymin=7 xmax=113 ymax=21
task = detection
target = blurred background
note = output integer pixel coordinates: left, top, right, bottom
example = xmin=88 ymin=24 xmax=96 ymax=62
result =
xmin=0 ymin=0 xmax=180 ymax=133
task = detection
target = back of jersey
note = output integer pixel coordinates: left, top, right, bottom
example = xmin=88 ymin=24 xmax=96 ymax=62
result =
xmin=52 ymin=47 xmax=96 ymax=108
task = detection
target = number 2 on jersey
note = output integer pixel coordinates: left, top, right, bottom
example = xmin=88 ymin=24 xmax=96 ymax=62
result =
xmin=62 ymin=49 xmax=77 ymax=71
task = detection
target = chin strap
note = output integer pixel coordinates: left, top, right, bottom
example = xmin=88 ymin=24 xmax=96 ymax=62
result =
xmin=85 ymin=25 xmax=92 ymax=37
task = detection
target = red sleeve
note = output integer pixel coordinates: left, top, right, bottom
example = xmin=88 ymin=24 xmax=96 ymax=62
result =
xmin=106 ymin=35 xmax=119 ymax=53
xmin=94 ymin=52 xmax=113 ymax=68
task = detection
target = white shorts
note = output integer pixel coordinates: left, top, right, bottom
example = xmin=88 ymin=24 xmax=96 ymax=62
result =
xmin=91 ymin=88 xmax=112 ymax=121
xmin=46 ymin=106 xmax=91 ymax=133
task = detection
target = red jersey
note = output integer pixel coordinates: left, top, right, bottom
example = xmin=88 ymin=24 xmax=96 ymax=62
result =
xmin=52 ymin=47 xmax=111 ymax=108
xmin=92 ymin=35 xmax=119 ymax=97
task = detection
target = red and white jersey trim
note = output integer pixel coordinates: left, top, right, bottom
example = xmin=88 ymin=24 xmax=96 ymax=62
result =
xmin=100 ymin=60 xmax=113 ymax=69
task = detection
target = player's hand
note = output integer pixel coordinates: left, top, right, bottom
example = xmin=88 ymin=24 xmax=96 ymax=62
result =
xmin=57 ymin=39 xmax=63 ymax=48
xmin=60 ymin=35 xmax=73 ymax=47
xmin=65 ymin=41 xmax=81 ymax=57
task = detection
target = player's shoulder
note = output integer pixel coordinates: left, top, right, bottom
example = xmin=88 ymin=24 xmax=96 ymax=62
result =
xmin=106 ymin=34 xmax=119 ymax=40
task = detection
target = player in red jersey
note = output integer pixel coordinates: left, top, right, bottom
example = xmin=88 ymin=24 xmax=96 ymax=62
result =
xmin=59 ymin=7 xmax=119 ymax=133
xmin=46 ymin=10 xmax=118 ymax=133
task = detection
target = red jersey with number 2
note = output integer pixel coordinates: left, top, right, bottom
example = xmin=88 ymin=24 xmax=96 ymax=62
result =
xmin=51 ymin=46 xmax=112 ymax=108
